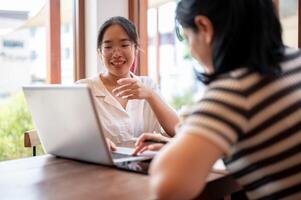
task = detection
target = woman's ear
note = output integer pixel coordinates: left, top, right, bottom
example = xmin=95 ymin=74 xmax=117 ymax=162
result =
xmin=194 ymin=16 xmax=214 ymax=45
xmin=135 ymin=45 xmax=139 ymax=55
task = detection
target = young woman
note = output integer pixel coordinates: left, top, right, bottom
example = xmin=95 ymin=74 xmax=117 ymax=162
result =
xmin=77 ymin=16 xmax=179 ymax=149
xmin=148 ymin=0 xmax=301 ymax=199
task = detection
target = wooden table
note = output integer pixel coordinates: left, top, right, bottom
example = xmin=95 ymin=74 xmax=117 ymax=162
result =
xmin=0 ymin=155 xmax=241 ymax=200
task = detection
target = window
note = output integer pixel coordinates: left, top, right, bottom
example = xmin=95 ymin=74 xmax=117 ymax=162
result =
xmin=3 ymin=40 xmax=24 ymax=48
xmin=62 ymin=23 xmax=70 ymax=33
xmin=147 ymin=0 xmax=200 ymax=110
xmin=63 ymin=48 xmax=70 ymax=59
xmin=0 ymin=0 xmax=47 ymax=161
xmin=146 ymin=0 xmax=301 ymax=111
xmin=30 ymin=50 xmax=37 ymax=60
xmin=29 ymin=27 xmax=36 ymax=37
xmin=60 ymin=0 xmax=74 ymax=84
xmin=279 ymin=0 xmax=298 ymax=47
xmin=0 ymin=0 xmax=85 ymax=161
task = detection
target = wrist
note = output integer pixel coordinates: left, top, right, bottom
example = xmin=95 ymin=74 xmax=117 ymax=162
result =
xmin=153 ymin=133 xmax=171 ymax=143
xmin=145 ymin=89 xmax=155 ymax=102
xmin=160 ymin=136 xmax=171 ymax=143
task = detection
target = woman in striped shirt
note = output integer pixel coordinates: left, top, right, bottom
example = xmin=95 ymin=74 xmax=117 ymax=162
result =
xmin=147 ymin=0 xmax=301 ymax=199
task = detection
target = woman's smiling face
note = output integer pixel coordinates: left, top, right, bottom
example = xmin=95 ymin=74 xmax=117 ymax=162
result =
xmin=99 ymin=24 xmax=136 ymax=77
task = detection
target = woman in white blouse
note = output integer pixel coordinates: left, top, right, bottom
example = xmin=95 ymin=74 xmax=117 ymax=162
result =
xmin=77 ymin=16 xmax=179 ymax=149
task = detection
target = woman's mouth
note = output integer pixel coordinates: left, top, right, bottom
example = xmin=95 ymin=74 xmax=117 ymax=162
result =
xmin=110 ymin=60 xmax=126 ymax=67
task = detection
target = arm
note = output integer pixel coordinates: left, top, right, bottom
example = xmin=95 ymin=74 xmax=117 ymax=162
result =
xmin=149 ymin=131 xmax=224 ymax=200
xmin=112 ymin=78 xmax=179 ymax=137
xmin=145 ymin=90 xmax=179 ymax=136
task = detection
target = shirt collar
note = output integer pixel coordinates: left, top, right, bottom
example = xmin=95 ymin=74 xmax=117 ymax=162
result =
xmin=90 ymin=75 xmax=106 ymax=97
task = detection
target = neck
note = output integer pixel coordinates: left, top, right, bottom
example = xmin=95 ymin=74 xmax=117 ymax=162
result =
xmin=102 ymin=72 xmax=131 ymax=86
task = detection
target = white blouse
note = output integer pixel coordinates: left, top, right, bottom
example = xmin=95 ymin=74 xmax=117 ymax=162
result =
xmin=76 ymin=73 xmax=163 ymax=144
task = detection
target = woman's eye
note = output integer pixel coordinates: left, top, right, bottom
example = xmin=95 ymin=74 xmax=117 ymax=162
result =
xmin=121 ymin=44 xmax=130 ymax=48
xmin=104 ymin=46 xmax=112 ymax=49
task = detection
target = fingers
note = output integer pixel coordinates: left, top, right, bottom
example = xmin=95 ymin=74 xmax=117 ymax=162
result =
xmin=112 ymin=83 xmax=139 ymax=94
xmin=114 ymin=88 xmax=138 ymax=99
xmin=132 ymin=143 xmax=165 ymax=155
xmin=135 ymin=133 xmax=159 ymax=146
xmin=147 ymin=143 xmax=164 ymax=151
xmin=133 ymin=133 xmax=167 ymax=155
xmin=110 ymin=140 xmax=117 ymax=151
xmin=112 ymin=78 xmax=151 ymax=100
xmin=112 ymin=80 xmax=140 ymax=99
xmin=132 ymin=144 xmax=146 ymax=155
xmin=135 ymin=146 xmax=149 ymax=155
xmin=117 ymin=78 xmax=137 ymax=85
xmin=135 ymin=132 xmax=170 ymax=146
xmin=106 ymin=138 xmax=117 ymax=151
xmin=112 ymin=78 xmax=138 ymax=94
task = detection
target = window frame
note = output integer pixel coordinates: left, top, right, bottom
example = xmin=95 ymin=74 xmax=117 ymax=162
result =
xmin=46 ymin=0 xmax=85 ymax=84
xmin=128 ymin=0 xmax=148 ymax=76
xmin=135 ymin=0 xmax=301 ymax=83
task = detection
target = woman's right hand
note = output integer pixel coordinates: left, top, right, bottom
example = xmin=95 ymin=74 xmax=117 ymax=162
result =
xmin=112 ymin=78 xmax=153 ymax=100
xmin=132 ymin=133 xmax=171 ymax=155
xmin=106 ymin=138 xmax=117 ymax=151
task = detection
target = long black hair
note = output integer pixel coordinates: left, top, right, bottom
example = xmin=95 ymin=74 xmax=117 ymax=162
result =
xmin=176 ymin=0 xmax=285 ymax=84
xmin=97 ymin=16 xmax=139 ymax=50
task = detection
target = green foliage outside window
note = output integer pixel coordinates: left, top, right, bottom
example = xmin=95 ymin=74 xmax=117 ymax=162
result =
xmin=169 ymin=90 xmax=195 ymax=111
xmin=0 ymin=93 xmax=43 ymax=161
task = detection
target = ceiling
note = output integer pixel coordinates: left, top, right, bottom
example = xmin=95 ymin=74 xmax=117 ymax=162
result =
xmin=19 ymin=0 xmax=72 ymax=28
xmin=1 ymin=0 xmax=175 ymax=36
xmin=148 ymin=0 xmax=174 ymax=8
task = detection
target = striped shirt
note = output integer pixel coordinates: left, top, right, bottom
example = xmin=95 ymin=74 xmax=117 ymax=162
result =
xmin=178 ymin=48 xmax=301 ymax=200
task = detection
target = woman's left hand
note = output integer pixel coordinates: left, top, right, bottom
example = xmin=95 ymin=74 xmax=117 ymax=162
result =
xmin=132 ymin=133 xmax=171 ymax=155
xmin=112 ymin=78 xmax=153 ymax=100
xmin=133 ymin=143 xmax=165 ymax=156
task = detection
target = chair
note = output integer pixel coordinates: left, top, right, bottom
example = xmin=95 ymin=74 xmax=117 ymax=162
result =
xmin=24 ymin=130 xmax=41 ymax=156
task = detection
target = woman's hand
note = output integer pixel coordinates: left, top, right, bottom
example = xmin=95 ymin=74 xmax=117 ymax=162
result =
xmin=112 ymin=78 xmax=153 ymax=100
xmin=113 ymin=77 xmax=179 ymax=138
xmin=132 ymin=133 xmax=171 ymax=155
xmin=106 ymin=138 xmax=117 ymax=151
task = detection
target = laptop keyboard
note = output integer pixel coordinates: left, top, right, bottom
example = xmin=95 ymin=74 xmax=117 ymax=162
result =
xmin=112 ymin=152 xmax=134 ymax=159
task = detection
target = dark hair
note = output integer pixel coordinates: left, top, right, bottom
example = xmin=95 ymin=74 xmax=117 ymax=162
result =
xmin=176 ymin=0 xmax=285 ymax=83
xmin=97 ymin=16 xmax=139 ymax=50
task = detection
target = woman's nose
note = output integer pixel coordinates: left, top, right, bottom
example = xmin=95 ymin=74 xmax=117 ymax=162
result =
xmin=112 ymin=48 xmax=122 ymax=57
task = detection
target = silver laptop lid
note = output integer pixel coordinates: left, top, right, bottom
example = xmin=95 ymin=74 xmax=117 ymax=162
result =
xmin=23 ymin=85 xmax=114 ymax=165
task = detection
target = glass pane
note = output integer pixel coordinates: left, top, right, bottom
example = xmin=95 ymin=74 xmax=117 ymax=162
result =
xmin=279 ymin=0 xmax=298 ymax=48
xmin=0 ymin=0 xmax=46 ymax=160
xmin=148 ymin=0 xmax=203 ymax=111
xmin=61 ymin=0 xmax=74 ymax=83
xmin=147 ymin=8 xmax=158 ymax=83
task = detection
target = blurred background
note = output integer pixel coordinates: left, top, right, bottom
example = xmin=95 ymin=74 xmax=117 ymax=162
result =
xmin=0 ymin=0 xmax=299 ymax=160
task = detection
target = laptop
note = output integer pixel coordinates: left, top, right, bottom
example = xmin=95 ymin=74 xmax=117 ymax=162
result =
xmin=23 ymin=85 xmax=156 ymax=174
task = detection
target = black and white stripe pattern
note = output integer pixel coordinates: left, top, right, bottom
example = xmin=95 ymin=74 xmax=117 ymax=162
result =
xmin=179 ymin=48 xmax=301 ymax=199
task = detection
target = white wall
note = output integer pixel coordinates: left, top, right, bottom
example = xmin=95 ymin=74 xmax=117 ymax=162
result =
xmin=85 ymin=0 xmax=128 ymax=77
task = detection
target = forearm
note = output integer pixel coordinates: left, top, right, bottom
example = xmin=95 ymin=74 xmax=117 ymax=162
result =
xmin=146 ymin=91 xmax=179 ymax=137
xmin=149 ymin=134 xmax=208 ymax=200
xmin=149 ymin=133 xmax=223 ymax=200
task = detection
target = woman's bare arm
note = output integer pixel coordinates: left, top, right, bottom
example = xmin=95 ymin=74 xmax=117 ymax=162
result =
xmin=149 ymin=131 xmax=224 ymax=200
